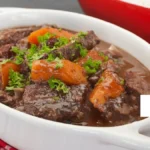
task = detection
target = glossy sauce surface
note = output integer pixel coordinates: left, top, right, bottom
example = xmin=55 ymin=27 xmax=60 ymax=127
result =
xmin=72 ymin=41 xmax=150 ymax=126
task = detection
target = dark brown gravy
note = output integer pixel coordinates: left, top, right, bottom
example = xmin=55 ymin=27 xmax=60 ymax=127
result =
xmin=72 ymin=41 xmax=150 ymax=127
xmin=0 ymin=26 xmax=150 ymax=127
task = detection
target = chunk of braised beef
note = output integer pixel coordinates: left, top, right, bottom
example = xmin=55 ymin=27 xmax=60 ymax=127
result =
xmin=20 ymin=60 xmax=30 ymax=75
xmin=88 ymin=60 xmax=119 ymax=86
xmin=88 ymin=70 xmax=102 ymax=86
xmin=0 ymin=26 xmax=40 ymax=46
xmin=108 ymin=45 xmax=123 ymax=59
xmin=22 ymin=83 xmax=88 ymax=121
xmin=0 ymin=44 xmax=14 ymax=58
xmin=16 ymin=37 xmax=30 ymax=50
xmin=52 ymin=43 xmax=80 ymax=61
xmin=47 ymin=38 xmax=58 ymax=48
xmin=51 ymin=31 xmax=100 ymax=61
xmin=0 ymin=90 xmax=15 ymax=107
xmin=102 ymin=59 xmax=119 ymax=73
xmin=125 ymin=71 xmax=150 ymax=95
xmin=98 ymin=93 xmax=140 ymax=125
xmin=79 ymin=31 xmax=100 ymax=49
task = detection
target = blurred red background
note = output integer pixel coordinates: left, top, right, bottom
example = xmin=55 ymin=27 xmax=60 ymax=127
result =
xmin=79 ymin=0 xmax=150 ymax=43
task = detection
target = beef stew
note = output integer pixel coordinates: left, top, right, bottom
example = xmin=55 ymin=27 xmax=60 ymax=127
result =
xmin=0 ymin=25 xmax=150 ymax=126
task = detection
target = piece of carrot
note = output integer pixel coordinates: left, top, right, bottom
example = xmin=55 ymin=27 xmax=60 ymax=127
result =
xmin=77 ymin=50 xmax=105 ymax=66
xmin=31 ymin=60 xmax=55 ymax=81
xmin=54 ymin=60 xmax=87 ymax=85
xmin=28 ymin=27 xmax=74 ymax=45
xmin=31 ymin=59 xmax=87 ymax=85
xmin=90 ymin=70 xmax=124 ymax=109
xmin=1 ymin=62 xmax=20 ymax=89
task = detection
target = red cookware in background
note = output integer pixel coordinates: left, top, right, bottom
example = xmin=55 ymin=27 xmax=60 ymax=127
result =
xmin=79 ymin=0 xmax=150 ymax=43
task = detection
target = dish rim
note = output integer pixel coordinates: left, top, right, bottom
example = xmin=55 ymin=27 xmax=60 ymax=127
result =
xmin=0 ymin=7 xmax=149 ymax=132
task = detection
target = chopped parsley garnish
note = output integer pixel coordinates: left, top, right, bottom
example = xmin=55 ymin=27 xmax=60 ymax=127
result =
xmin=26 ymin=44 xmax=44 ymax=68
xmin=71 ymin=31 xmax=87 ymax=43
xmin=11 ymin=47 xmax=25 ymax=65
xmin=47 ymin=53 xmax=55 ymax=62
xmin=54 ymin=57 xmax=63 ymax=69
xmin=83 ymin=58 xmax=102 ymax=74
xmin=0 ymin=59 xmax=11 ymax=65
xmin=80 ymin=48 xmax=88 ymax=57
xmin=77 ymin=31 xmax=87 ymax=38
xmin=120 ymin=78 xmax=125 ymax=85
xmin=26 ymin=34 xmax=68 ymax=68
xmin=70 ymin=36 xmax=76 ymax=43
xmin=6 ymin=69 xmax=25 ymax=91
xmin=38 ymin=33 xmax=52 ymax=54
xmin=38 ymin=32 xmax=52 ymax=44
xmin=38 ymin=33 xmax=68 ymax=52
xmin=99 ymin=52 xmax=109 ymax=62
xmin=54 ymin=37 xmax=69 ymax=48
xmin=26 ymin=44 xmax=39 ymax=68
xmin=48 ymin=77 xmax=69 ymax=94
xmin=27 ymin=44 xmax=37 ymax=58
xmin=75 ymin=43 xmax=88 ymax=57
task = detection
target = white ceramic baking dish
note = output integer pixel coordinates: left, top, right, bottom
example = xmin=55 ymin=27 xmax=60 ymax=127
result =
xmin=0 ymin=8 xmax=150 ymax=150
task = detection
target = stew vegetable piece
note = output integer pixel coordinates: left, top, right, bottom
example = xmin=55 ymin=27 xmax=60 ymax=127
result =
xmin=31 ymin=59 xmax=87 ymax=85
xmin=90 ymin=70 xmax=124 ymax=106
xmin=28 ymin=27 xmax=74 ymax=45
xmin=1 ymin=62 xmax=20 ymax=89
xmin=0 ymin=24 xmax=150 ymax=126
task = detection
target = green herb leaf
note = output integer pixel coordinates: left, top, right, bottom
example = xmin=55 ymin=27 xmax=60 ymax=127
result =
xmin=77 ymin=31 xmax=87 ymax=38
xmin=84 ymin=66 xmax=97 ymax=74
xmin=120 ymin=78 xmax=125 ymax=85
xmin=70 ymin=36 xmax=76 ymax=43
xmin=39 ymin=43 xmax=51 ymax=54
xmin=6 ymin=69 xmax=25 ymax=91
xmin=38 ymin=32 xmax=51 ymax=43
xmin=83 ymin=58 xmax=102 ymax=74
xmin=47 ymin=53 xmax=55 ymax=62
xmin=71 ymin=31 xmax=87 ymax=43
xmin=27 ymin=44 xmax=37 ymax=58
xmin=0 ymin=59 xmax=11 ymax=65
xmin=75 ymin=43 xmax=88 ymax=57
xmin=54 ymin=37 xmax=69 ymax=48
xmin=80 ymin=48 xmax=88 ymax=57
xmin=54 ymin=57 xmax=63 ymax=69
xmin=11 ymin=47 xmax=25 ymax=65
xmin=38 ymin=33 xmax=56 ymax=54
xmin=48 ymin=77 xmax=69 ymax=94
xmin=26 ymin=44 xmax=43 ymax=68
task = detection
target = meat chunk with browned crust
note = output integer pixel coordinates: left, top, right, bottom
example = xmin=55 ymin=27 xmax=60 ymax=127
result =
xmin=22 ymin=83 xmax=87 ymax=121
xmin=0 ymin=26 xmax=40 ymax=46
xmin=125 ymin=71 xmax=150 ymax=95
xmin=0 ymin=44 xmax=14 ymax=58
xmin=51 ymin=31 xmax=100 ymax=61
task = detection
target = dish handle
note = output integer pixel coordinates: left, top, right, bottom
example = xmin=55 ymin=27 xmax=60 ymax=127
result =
xmin=93 ymin=118 xmax=150 ymax=150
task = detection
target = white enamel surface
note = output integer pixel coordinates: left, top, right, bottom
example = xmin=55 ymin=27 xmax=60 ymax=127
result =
xmin=0 ymin=8 xmax=150 ymax=150
xmin=121 ymin=0 xmax=150 ymax=8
